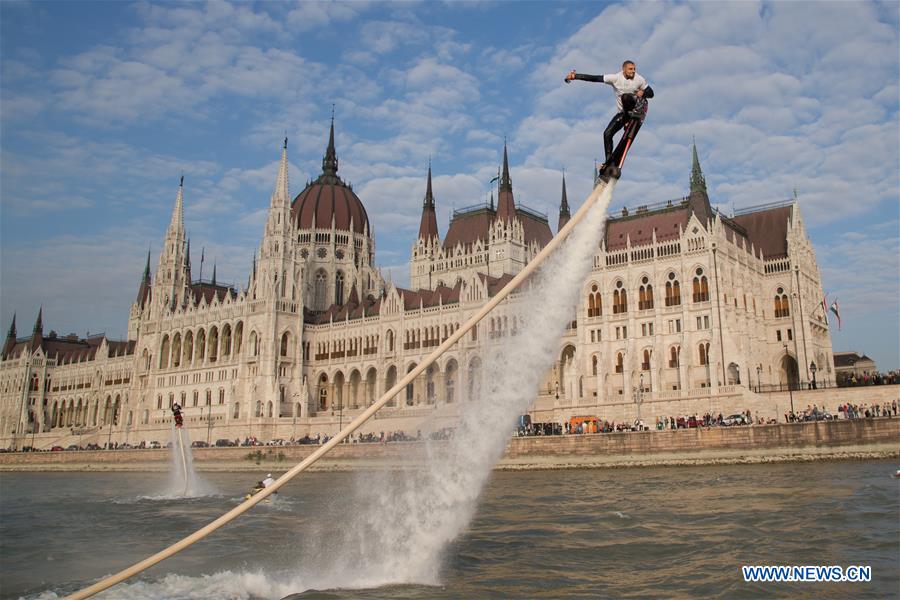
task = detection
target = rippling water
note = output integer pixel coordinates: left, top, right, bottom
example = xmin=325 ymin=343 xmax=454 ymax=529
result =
xmin=1 ymin=460 xmax=897 ymax=599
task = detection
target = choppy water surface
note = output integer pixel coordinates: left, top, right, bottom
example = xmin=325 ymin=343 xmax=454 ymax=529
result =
xmin=1 ymin=460 xmax=897 ymax=599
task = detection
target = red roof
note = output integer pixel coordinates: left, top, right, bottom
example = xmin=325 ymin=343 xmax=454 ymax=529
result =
xmin=732 ymin=205 xmax=792 ymax=258
xmin=292 ymin=182 xmax=369 ymax=234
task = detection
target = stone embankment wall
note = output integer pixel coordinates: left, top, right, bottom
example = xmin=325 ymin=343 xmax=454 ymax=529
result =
xmin=1 ymin=417 xmax=897 ymax=471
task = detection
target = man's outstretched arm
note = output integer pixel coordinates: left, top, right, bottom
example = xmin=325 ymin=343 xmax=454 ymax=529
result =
xmin=565 ymin=70 xmax=605 ymax=83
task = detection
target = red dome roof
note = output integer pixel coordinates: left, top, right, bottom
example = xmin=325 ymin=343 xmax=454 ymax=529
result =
xmin=291 ymin=118 xmax=370 ymax=235
xmin=292 ymin=181 xmax=369 ymax=234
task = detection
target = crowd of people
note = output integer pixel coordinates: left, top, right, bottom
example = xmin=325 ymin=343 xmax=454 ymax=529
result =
xmin=838 ymin=371 xmax=899 ymax=387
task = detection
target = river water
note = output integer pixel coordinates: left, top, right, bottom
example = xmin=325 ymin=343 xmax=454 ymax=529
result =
xmin=1 ymin=459 xmax=897 ymax=599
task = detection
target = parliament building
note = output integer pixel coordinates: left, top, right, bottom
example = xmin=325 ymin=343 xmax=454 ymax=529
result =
xmin=0 ymin=121 xmax=835 ymax=448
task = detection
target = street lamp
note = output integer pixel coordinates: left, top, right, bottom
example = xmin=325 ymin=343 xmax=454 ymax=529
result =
xmin=205 ymin=400 xmax=212 ymax=446
xmin=291 ymin=393 xmax=299 ymax=442
xmin=810 ymin=361 xmax=817 ymax=390
xmin=29 ymin=411 xmax=37 ymax=450
xmin=784 ymin=343 xmax=794 ymax=420
xmin=756 ymin=365 xmax=762 ymax=392
xmin=637 ymin=373 xmax=644 ymax=425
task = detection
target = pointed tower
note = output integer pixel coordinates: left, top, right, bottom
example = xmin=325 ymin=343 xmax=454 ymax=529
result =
xmin=211 ymin=262 xmax=217 ymax=287
xmin=558 ymin=172 xmax=571 ymax=233
xmin=30 ymin=307 xmax=43 ymax=352
xmin=153 ymin=177 xmax=190 ymax=312
xmin=2 ymin=313 xmax=16 ymax=359
xmin=321 ymin=114 xmax=339 ymax=184
xmin=496 ymin=143 xmax=517 ymax=222
xmin=687 ymin=140 xmax=714 ymax=224
xmin=411 ymin=163 xmax=442 ymax=290
xmin=137 ymin=249 xmax=152 ymax=309
xmin=690 ymin=138 xmax=707 ymax=195
xmin=257 ymin=137 xmax=294 ymax=301
xmin=417 ymin=163 xmax=439 ymax=242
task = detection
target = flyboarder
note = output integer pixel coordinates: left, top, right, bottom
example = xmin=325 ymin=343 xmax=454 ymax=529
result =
xmin=565 ymin=60 xmax=654 ymax=180
xmin=172 ymin=403 xmax=184 ymax=429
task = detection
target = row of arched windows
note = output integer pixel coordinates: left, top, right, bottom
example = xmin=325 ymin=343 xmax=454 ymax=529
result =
xmin=159 ymin=322 xmax=244 ymax=369
xmin=588 ymin=270 xmax=711 ymax=316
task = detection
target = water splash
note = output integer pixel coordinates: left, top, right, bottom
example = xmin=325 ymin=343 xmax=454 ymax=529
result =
xmin=300 ymin=181 xmax=616 ymax=589
xmin=164 ymin=425 xmax=213 ymax=497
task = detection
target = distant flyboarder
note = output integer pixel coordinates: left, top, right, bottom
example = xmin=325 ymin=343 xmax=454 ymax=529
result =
xmin=172 ymin=403 xmax=184 ymax=429
xmin=565 ymin=60 xmax=654 ymax=180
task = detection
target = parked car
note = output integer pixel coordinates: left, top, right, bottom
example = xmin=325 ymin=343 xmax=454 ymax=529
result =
xmin=66 ymin=444 xmax=80 ymax=451
xmin=723 ymin=414 xmax=750 ymax=426
xmin=50 ymin=446 xmax=64 ymax=451
xmin=85 ymin=443 xmax=101 ymax=450
xmin=148 ymin=441 xmax=161 ymax=449
xmin=215 ymin=439 xmax=236 ymax=447
xmin=191 ymin=441 xmax=209 ymax=448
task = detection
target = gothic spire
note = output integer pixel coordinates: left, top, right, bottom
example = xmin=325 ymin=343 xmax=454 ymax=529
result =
xmin=273 ymin=136 xmax=290 ymax=204
xmin=418 ymin=163 xmax=439 ymax=241
xmin=690 ymin=137 xmax=707 ymax=195
xmin=558 ymin=172 xmax=571 ymax=232
xmin=2 ymin=313 xmax=16 ymax=359
xmin=496 ymin=142 xmax=516 ymax=222
xmin=137 ymin=249 xmax=152 ymax=308
xmin=322 ymin=109 xmax=339 ymax=179
xmin=33 ymin=306 xmax=43 ymax=334
xmin=499 ymin=141 xmax=512 ymax=191
xmin=211 ymin=262 xmax=217 ymax=287
xmin=170 ymin=175 xmax=185 ymax=233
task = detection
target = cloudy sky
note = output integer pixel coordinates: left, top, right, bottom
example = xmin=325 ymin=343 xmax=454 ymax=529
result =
xmin=1 ymin=1 xmax=898 ymax=368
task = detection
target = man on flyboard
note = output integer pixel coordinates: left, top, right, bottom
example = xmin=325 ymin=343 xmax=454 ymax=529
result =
xmin=172 ymin=403 xmax=184 ymax=429
xmin=565 ymin=60 xmax=654 ymax=181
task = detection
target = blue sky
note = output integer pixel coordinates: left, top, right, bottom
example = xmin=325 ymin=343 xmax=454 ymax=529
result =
xmin=1 ymin=1 xmax=898 ymax=369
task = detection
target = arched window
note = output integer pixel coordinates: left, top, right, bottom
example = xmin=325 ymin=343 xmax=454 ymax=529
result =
xmin=233 ymin=402 xmax=240 ymax=419
xmin=613 ymin=281 xmax=627 ymax=314
xmin=693 ymin=268 xmax=710 ymax=302
xmin=219 ymin=388 xmax=225 ymax=404
xmin=587 ymin=284 xmax=602 ymax=317
xmin=386 ymin=329 xmax=394 ymax=352
xmin=314 ymin=269 xmax=327 ymax=310
xmin=642 ymin=349 xmax=651 ymax=371
xmin=208 ymin=326 xmax=219 ymax=362
xmin=280 ymin=331 xmax=290 ymax=357
xmin=699 ymin=342 xmax=710 ymax=366
xmin=669 ymin=346 xmax=680 ymax=368
xmin=335 ymin=271 xmax=345 ymax=305
xmin=665 ymin=272 xmax=681 ymax=306
xmin=639 ymin=277 xmax=654 ymax=310
xmin=591 ymin=354 xmax=599 ymax=376
xmin=774 ymin=288 xmax=790 ymax=318
xmin=159 ymin=335 xmax=170 ymax=369
xmin=615 ymin=352 xmax=624 ymax=373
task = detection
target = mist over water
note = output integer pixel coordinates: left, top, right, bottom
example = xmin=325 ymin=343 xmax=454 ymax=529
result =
xmin=162 ymin=426 xmax=213 ymax=498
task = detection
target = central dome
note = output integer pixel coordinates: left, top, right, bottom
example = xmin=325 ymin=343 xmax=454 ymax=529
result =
xmin=291 ymin=120 xmax=370 ymax=235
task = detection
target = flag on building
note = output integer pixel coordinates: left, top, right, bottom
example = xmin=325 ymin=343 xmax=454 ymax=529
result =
xmin=820 ymin=294 xmax=829 ymax=325
xmin=830 ymin=299 xmax=842 ymax=330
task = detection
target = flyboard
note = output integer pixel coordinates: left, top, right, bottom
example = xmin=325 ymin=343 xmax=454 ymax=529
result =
xmin=598 ymin=94 xmax=648 ymax=182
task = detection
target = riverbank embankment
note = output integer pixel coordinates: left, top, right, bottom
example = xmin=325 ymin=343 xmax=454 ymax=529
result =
xmin=1 ymin=417 xmax=897 ymax=472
